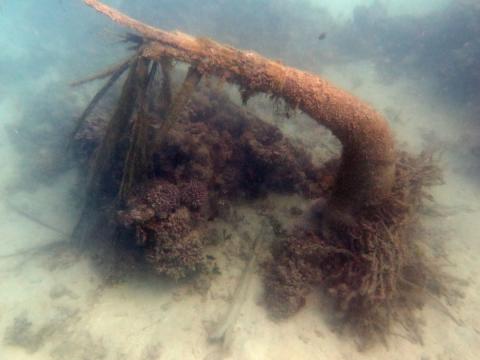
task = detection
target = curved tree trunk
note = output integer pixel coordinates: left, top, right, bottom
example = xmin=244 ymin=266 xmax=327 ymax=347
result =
xmin=83 ymin=0 xmax=396 ymax=219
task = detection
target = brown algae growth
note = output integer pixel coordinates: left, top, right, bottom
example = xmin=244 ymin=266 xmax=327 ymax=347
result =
xmin=68 ymin=0 xmax=458 ymax=347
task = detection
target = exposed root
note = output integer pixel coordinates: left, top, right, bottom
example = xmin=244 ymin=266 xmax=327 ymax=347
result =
xmin=87 ymin=57 xmax=142 ymax=199
xmin=158 ymin=56 xmax=173 ymax=113
xmin=6 ymin=199 xmax=69 ymax=236
xmin=68 ymin=56 xmax=134 ymax=148
xmin=0 ymin=239 xmax=68 ymax=260
xmin=154 ymin=65 xmax=202 ymax=146
xmin=70 ymin=56 xmax=135 ymax=87
xmin=119 ymin=58 xmax=152 ymax=200
xmin=264 ymin=151 xmax=453 ymax=347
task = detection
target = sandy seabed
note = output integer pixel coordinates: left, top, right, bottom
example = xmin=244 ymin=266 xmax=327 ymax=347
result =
xmin=0 ymin=60 xmax=479 ymax=360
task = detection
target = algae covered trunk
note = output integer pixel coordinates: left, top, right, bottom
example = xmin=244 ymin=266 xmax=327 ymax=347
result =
xmin=84 ymin=0 xmax=396 ymax=223
xmin=72 ymin=0 xmax=455 ymax=347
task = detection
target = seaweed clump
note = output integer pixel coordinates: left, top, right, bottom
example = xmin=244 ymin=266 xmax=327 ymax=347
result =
xmin=73 ymin=85 xmax=324 ymax=280
xmin=73 ymin=1 xmax=455 ymax=348
xmin=117 ymin=180 xmax=207 ymax=279
xmin=264 ymin=151 xmax=447 ymax=346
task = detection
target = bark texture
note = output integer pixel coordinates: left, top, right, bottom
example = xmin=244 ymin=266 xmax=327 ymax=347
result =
xmin=84 ymin=0 xmax=396 ymax=217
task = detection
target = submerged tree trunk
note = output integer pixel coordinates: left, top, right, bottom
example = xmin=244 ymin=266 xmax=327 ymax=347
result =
xmin=83 ymin=0 xmax=396 ymax=221
xmin=76 ymin=3 xmax=453 ymax=346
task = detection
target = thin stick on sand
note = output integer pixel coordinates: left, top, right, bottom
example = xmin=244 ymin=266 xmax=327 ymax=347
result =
xmin=6 ymin=199 xmax=69 ymax=236
xmin=208 ymin=227 xmax=265 ymax=343
xmin=0 ymin=238 xmax=67 ymax=260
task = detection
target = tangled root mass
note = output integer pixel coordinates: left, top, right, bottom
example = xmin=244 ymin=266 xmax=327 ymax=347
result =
xmin=264 ymin=151 xmax=449 ymax=346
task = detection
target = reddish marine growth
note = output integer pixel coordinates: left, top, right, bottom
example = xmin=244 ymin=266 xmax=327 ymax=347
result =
xmin=72 ymin=0 xmax=452 ymax=346
xmin=76 ymin=88 xmax=326 ymax=279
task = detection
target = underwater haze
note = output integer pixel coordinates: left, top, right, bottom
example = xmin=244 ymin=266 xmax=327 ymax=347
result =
xmin=1 ymin=0 xmax=480 ymax=359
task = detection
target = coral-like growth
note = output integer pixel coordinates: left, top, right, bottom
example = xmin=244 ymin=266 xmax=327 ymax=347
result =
xmin=148 ymin=89 xmax=324 ymax=200
xmin=118 ymin=180 xmax=180 ymax=223
xmin=180 ymin=180 xmax=209 ymax=212
xmin=117 ymin=178 xmax=206 ymax=278
xmin=141 ymin=180 xmax=181 ymax=219
xmin=75 ymin=87 xmax=324 ymax=279
xmin=144 ymin=208 xmax=204 ymax=280
xmin=265 ymin=151 xmax=446 ymax=347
